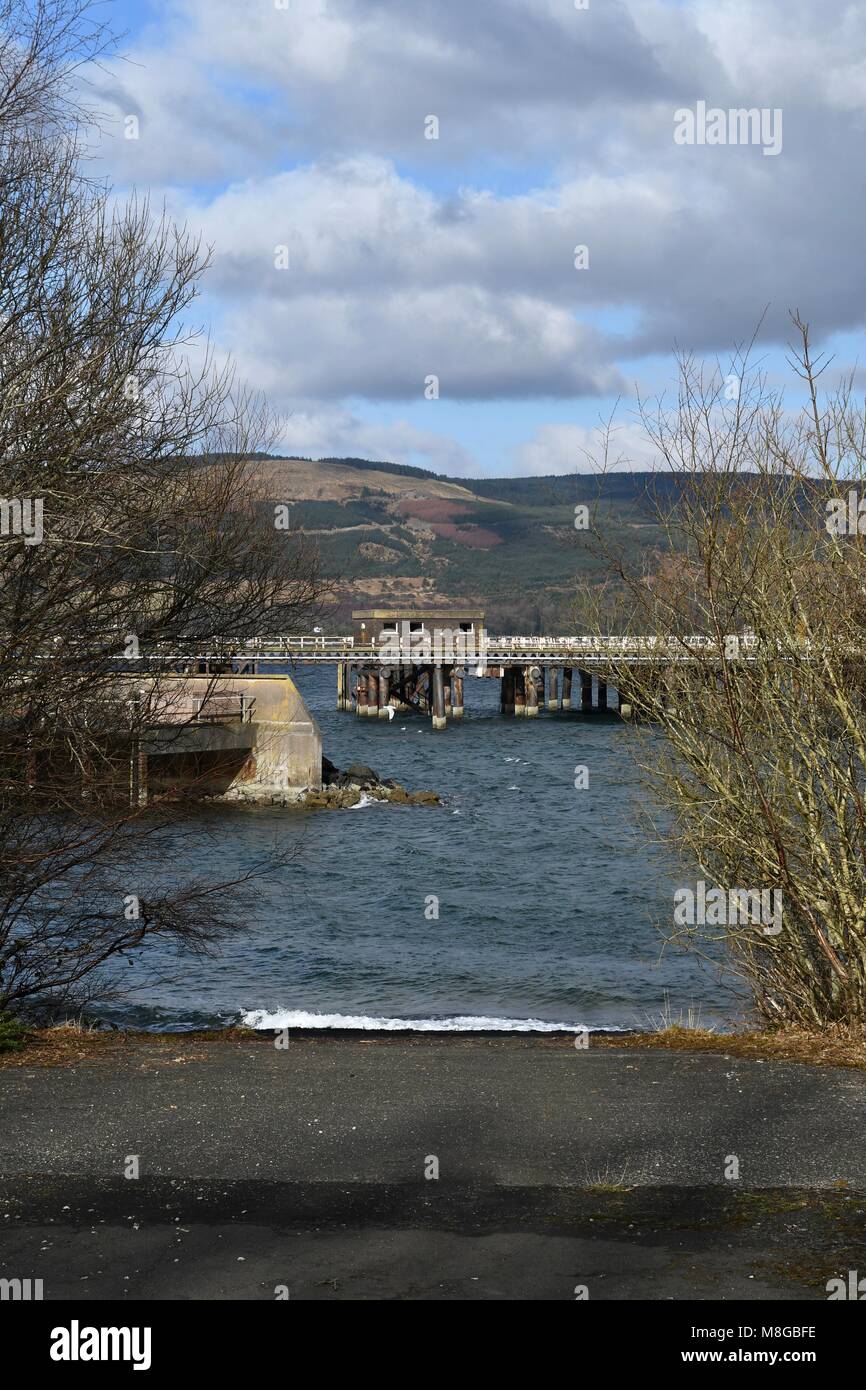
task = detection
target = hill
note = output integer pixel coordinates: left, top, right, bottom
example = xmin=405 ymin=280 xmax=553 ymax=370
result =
xmin=252 ymin=456 xmax=677 ymax=632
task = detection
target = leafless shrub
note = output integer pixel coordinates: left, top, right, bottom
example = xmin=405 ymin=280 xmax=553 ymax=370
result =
xmin=0 ymin=0 xmax=327 ymax=1017
xmin=579 ymin=316 xmax=866 ymax=1028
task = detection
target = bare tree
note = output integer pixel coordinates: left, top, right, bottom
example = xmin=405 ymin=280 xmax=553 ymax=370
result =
xmin=0 ymin=0 xmax=326 ymax=1017
xmin=578 ymin=319 xmax=866 ymax=1029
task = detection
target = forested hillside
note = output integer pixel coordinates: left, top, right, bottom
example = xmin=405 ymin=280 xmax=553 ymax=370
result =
xmin=251 ymin=455 xmax=679 ymax=631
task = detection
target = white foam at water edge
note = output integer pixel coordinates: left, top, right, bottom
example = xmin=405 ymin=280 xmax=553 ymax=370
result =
xmin=241 ymin=1008 xmax=626 ymax=1033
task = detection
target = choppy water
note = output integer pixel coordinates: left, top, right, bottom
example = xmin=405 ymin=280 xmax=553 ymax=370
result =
xmin=106 ymin=665 xmax=742 ymax=1032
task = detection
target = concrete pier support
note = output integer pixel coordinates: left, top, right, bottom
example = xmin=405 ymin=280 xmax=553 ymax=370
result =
xmin=562 ymin=667 xmax=572 ymax=710
xmin=452 ymin=670 xmax=464 ymax=719
xmin=395 ymin=669 xmax=412 ymax=712
xmin=661 ymin=664 xmax=676 ymax=715
xmin=514 ymin=667 xmax=525 ymax=716
xmin=598 ymin=678 xmax=608 ymax=711
xmin=367 ymin=668 xmax=379 ymax=718
xmin=416 ymin=666 xmax=431 ymax=714
xmin=581 ymin=669 xmax=592 ymax=711
xmin=444 ymin=667 xmax=453 ymax=717
xmin=129 ymin=739 xmax=148 ymax=807
xmin=617 ymin=675 xmax=634 ymax=720
xmin=378 ymin=669 xmax=390 ymax=718
xmin=501 ymin=667 xmax=515 ymax=715
xmin=337 ymin=661 xmax=345 ymax=710
xmin=432 ymin=665 xmax=446 ymax=730
xmin=525 ymin=666 xmax=539 ymax=717
xmin=356 ymin=670 xmax=368 ymax=716
xmin=548 ymin=666 xmax=560 ymax=712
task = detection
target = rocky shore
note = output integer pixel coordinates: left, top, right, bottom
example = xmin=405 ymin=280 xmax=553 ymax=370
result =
xmin=300 ymin=757 xmax=440 ymax=809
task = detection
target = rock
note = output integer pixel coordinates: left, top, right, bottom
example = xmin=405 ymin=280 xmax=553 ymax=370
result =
xmin=344 ymin=762 xmax=380 ymax=785
xmin=301 ymin=782 xmax=437 ymax=809
xmin=311 ymin=755 xmax=437 ymax=809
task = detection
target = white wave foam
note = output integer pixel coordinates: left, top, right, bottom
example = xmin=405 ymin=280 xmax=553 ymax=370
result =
xmin=240 ymin=1008 xmax=622 ymax=1033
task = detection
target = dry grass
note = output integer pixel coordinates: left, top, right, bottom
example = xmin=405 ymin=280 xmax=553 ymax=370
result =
xmin=593 ymin=1023 xmax=866 ymax=1070
xmin=3 ymin=1020 xmax=866 ymax=1071
xmin=0 ymin=1022 xmax=258 ymax=1069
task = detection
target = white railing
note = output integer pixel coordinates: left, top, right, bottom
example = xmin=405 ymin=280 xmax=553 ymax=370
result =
xmin=239 ymin=635 xmax=356 ymax=651
xmin=106 ymin=631 xmax=772 ymax=662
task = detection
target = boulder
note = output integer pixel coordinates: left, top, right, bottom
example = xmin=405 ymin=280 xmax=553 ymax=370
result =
xmin=344 ymin=762 xmax=380 ymax=785
xmin=314 ymin=754 xmax=437 ymax=809
xmin=302 ymin=789 xmax=330 ymax=809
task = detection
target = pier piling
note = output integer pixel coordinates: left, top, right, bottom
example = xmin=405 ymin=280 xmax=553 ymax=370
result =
xmin=501 ymin=667 xmax=515 ymax=716
xmin=548 ymin=666 xmax=560 ymax=712
xmin=581 ymin=669 xmax=592 ymax=711
xmin=432 ymin=665 xmax=447 ymax=731
xmin=514 ymin=667 xmax=526 ymax=716
xmin=525 ymin=666 xmax=539 ymax=717
xmin=452 ymin=670 xmax=464 ymax=719
xmin=562 ymin=667 xmax=572 ymax=710
xmin=378 ymin=669 xmax=390 ymax=718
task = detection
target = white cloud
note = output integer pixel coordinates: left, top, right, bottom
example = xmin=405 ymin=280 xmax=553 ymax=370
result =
xmin=511 ymin=421 xmax=661 ymax=475
xmin=79 ymin=0 xmax=866 ymax=473
xmin=273 ymin=405 xmax=475 ymax=475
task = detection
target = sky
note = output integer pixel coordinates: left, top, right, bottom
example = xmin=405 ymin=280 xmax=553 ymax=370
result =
xmin=85 ymin=0 xmax=866 ymax=476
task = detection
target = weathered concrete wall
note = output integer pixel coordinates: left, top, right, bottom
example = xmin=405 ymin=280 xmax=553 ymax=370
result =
xmin=237 ymin=674 xmax=322 ymax=799
xmin=141 ymin=674 xmax=321 ymax=802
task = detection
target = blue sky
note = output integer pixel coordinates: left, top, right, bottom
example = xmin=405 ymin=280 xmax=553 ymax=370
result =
xmin=88 ymin=0 xmax=866 ymax=476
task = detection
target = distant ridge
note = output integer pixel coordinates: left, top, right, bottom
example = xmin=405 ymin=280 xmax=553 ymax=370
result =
xmin=244 ymin=454 xmax=678 ymax=631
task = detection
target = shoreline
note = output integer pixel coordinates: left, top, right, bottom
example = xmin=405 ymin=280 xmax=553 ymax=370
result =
xmin=4 ymin=1018 xmax=866 ymax=1069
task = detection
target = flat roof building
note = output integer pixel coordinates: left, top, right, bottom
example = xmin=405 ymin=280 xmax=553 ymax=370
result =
xmin=351 ymin=608 xmax=485 ymax=645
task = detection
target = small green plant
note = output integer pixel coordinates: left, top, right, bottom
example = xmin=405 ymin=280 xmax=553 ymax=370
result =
xmin=0 ymin=1012 xmax=27 ymax=1054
